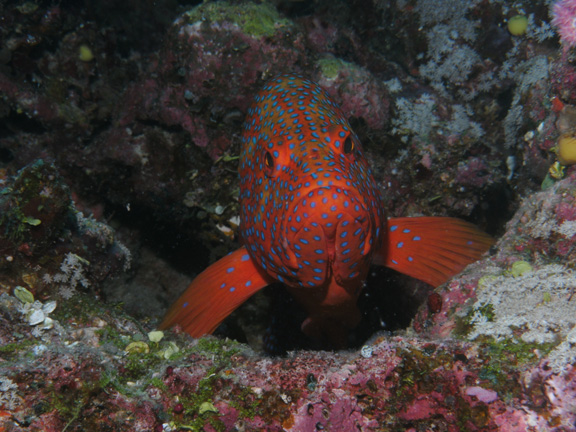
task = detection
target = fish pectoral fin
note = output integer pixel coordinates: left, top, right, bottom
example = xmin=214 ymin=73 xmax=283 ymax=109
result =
xmin=159 ymin=246 xmax=273 ymax=338
xmin=373 ymin=217 xmax=494 ymax=287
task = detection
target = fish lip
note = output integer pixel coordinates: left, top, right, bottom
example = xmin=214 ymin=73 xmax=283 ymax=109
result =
xmin=279 ymin=185 xmax=370 ymax=266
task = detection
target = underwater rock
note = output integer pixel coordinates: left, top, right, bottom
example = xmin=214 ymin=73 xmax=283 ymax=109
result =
xmin=413 ymin=169 xmax=576 ymax=346
xmin=0 ymin=0 xmax=575 ymax=430
xmin=0 ymin=160 xmax=130 ymax=299
xmin=1 ymin=315 xmax=575 ymax=430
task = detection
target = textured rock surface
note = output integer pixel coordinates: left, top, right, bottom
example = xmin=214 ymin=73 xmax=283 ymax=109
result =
xmin=1 ymin=0 xmax=576 ymax=430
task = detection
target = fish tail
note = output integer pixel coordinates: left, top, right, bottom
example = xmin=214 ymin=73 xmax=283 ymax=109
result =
xmin=159 ymin=247 xmax=272 ymax=337
xmin=373 ymin=217 xmax=494 ymax=287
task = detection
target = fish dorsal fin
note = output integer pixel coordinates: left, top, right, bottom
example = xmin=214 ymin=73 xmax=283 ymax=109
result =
xmin=372 ymin=217 xmax=493 ymax=287
xmin=159 ymin=247 xmax=273 ymax=337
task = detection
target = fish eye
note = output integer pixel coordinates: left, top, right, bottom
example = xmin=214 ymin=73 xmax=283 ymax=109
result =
xmin=263 ymin=150 xmax=276 ymax=178
xmin=264 ymin=151 xmax=274 ymax=168
xmin=343 ymin=136 xmax=354 ymax=154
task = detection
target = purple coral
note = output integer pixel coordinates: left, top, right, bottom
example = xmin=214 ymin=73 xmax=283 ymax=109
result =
xmin=552 ymin=0 xmax=576 ymax=47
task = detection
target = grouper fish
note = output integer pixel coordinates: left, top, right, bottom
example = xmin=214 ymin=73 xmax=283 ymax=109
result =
xmin=160 ymin=74 xmax=493 ymax=345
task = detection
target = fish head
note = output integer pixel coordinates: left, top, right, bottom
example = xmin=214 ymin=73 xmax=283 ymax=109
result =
xmin=239 ymin=75 xmax=385 ymax=293
xmin=276 ymin=124 xmax=383 ymax=290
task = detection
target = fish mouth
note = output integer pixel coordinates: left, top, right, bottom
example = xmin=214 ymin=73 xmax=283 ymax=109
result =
xmin=279 ymin=186 xmax=373 ymax=286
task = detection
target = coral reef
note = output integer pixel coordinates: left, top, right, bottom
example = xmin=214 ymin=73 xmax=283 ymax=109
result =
xmin=0 ymin=161 xmax=130 ymax=298
xmin=1 ymin=0 xmax=576 ymax=429
xmin=1 ymin=295 xmax=575 ymax=430
xmin=413 ymin=170 xmax=576 ymax=373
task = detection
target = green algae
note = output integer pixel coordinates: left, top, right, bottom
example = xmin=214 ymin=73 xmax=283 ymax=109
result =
xmin=183 ymin=1 xmax=292 ymax=38
xmin=193 ymin=336 xmax=244 ymax=361
xmin=0 ymin=160 xmax=72 ymax=246
xmin=454 ymin=302 xmax=558 ymax=393
xmin=478 ymin=339 xmax=556 ymax=389
xmin=180 ymin=369 xmax=227 ymax=431
xmin=46 ymin=374 xmax=110 ymax=432
xmin=387 ymin=340 xmax=555 ymax=428
xmin=509 ymin=260 xmax=533 ymax=277
xmin=95 ymin=331 xmax=250 ymax=429
xmin=158 ymin=364 xmax=234 ymax=432
xmin=54 ymin=395 xmax=85 ymax=432
xmin=317 ymin=55 xmax=351 ymax=80
xmin=454 ymin=303 xmax=496 ymax=338
xmin=388 ymin=344 xmax=502 ymax=430
xmin=165 ymin=337 xmax=261 ymax=430
xmin=0 ymin=339 xmax=37 ymax=360
xmin=53 ymin=293 xmax=116 ymax=327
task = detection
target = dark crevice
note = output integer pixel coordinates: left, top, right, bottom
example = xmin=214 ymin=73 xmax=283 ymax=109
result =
xmin=105 ymin=201 xmax=211 ymax=277
xmin=0 ymin=147 xmax=14 ymax=163
xmin=0 ymin=111 xmax=47 ymax=138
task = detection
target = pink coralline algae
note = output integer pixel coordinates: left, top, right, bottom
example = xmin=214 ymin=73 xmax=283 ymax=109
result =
xmin=466 ymin=386 xmax=499 ymax=404
xmin=455 ymin=157 xmax=492 ymax=189
xmin=315 ymin=61 xmax=390 ymax=130
xmin=553 ymin=0 xmax=576 ymax=47
xmin=3 ymin=0 xmax=576 ymax=430
xmin=5 ymin=325 xmax=575 ymax=432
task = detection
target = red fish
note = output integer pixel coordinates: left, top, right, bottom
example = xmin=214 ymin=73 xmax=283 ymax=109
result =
xmin=160 ymin=74 xmax=493 ymax=344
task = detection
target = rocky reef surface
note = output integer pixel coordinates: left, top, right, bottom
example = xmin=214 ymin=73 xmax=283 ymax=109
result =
xmin=1 ymin=0 xmax=576 ymax=430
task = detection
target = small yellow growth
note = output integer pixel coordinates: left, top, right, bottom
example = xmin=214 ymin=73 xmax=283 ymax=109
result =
xmin=510 ymin=261 xmax=532 ymax=277
xmin=158 ymin=341 xmax=180 ymax=359
xmin=507 ymin=15 xmax=528 ymax=36
xmin=15 ymin=2 xmax=39 ymax=14
xmin=22 ymin=216 xmax=41 ymax=226
xmin=78 ymin=44 xmax=94 ymax=62
xmin=477 ymin=275 xmax=498 ymax=291
xmin=14 ymin=285 xmax=35 ymax=304
xmin=557 ymin=132 xmax=576 ymax=165
xmin=148 ymin=330 xmax=164 ymax=343
xmin=198 ymin=401 xmax=219 ymax=415
xmin=549 ymin=161 xmax=565 ymax=180
xmin=125 ymin=341 xmax=150 ymax=354
xmin=21 ymin=273 xmax=38 ymax=289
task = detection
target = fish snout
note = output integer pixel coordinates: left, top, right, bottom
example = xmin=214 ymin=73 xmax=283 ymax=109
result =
xmin=280 ymin=186 xmax=374 ymax=287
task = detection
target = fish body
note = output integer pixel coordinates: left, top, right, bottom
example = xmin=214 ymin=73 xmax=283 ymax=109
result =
xmin=160 ymin=75 xmax=493 ymax=344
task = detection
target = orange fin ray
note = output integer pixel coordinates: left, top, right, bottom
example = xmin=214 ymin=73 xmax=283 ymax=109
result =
xmin=159 ymin=247 xmax=272 ymax=337
xmin=372 ymin=217 xmax=493 ymax=287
